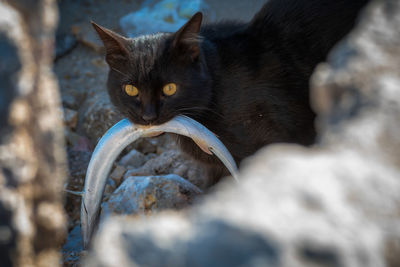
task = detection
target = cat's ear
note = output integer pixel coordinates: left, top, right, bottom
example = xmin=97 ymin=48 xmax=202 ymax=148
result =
xmin=91 ymin=22 xmax=130 ymax=67
xmin=173 ymin=12 xmax=203 ymax=61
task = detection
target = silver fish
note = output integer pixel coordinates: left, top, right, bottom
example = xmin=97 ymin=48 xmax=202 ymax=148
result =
xmin=81 ymin=115 xmax=239 ymax=248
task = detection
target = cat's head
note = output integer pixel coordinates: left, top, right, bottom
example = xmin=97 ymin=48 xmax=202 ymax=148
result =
xmin=92 ymin=12 xmax=213 ymax=125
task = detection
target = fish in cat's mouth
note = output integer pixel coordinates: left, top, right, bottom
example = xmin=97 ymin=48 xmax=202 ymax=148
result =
xmin=126 ymin=110 xmax=176 ymax=127
xmin=80 ymin=115 xmax=239 ymax=249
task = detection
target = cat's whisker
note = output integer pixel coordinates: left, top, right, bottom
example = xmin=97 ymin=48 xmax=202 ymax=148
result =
xmin=177 ymin=106 xmax=226 ymax=120
xmin=110 ymin=67 xmax=130 ymax=79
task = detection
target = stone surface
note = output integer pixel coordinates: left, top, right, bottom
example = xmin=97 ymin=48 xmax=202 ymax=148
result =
xmin=124 ymin=150 xmax=207 ymax=189
xmin=82 ymin=90 xmax=122 ymax=142
xmin=118 ymin=149 xmax=146 ymax=168
xmin=64 ymin=108 xmax=79 ymax=129
xmin=104 ymin=179 xmax=118 ymax=197
xmin=101 ymin=175 xmax=202 ymax=220
xmin=130 ymin=138 xmax=159 ymax=154
xmin=62 ymin=225 xmax=83 ymax=267
xmin=62 ymin=89 xmax=86 ymax=111
xmin=86 ymin=1 xmax=400 ymax=267
xmin=65 ymin=130 xmax=93 ymax=152
xmin=109 ymin=165 xmax=126 ymax=185
xmin=0 ymin=34 xmax=19 ymax=140
xmin=0 ymin=1 xmax=67 ymax=266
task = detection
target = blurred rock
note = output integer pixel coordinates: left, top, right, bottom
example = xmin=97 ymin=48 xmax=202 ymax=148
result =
xmin=118 ymin=149 xmax=146 ymax=168
xmin=64 ymin=108 xmax=78 ymax=129
xmin=71 ymin=22 xmax=105 ymax=53
xmin=0 ymin=1 xmax=67 ymax=266
xmin=120 ymin=0 xmax=214 ymax=37
xmin=125 ymin=150 xmax=207 ymax=189
xmin=86 ymin=1 xmax=400 ymax=267
xmin=101 ymin=174 xmax=202 ymax=220
xmin=0 ymin=34 xmax=19 ymax=140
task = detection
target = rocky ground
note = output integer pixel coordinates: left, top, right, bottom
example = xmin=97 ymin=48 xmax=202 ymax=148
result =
xmin=56 ymin=0 xmax=266 ymax=265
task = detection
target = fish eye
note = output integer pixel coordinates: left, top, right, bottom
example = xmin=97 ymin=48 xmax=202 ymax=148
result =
xmin=124 ymin=84 xmax=139 ymax=96
xmin=162 ymin=83 xmax=177 ymax=96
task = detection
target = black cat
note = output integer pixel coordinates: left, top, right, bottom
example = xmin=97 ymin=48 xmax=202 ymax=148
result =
xmin=92 ymin=0 xmax=368 ymax=185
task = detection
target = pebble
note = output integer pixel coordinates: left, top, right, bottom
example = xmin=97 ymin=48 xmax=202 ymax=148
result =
xmin=63 ymin=108 xmax=78 ymax=129
xmin=62 ymin=89 xmax=86 ymax=110
xmin=64 ymin=130 xmax=93 ymax=152
xmin=119 ymin=149 xmax=146 ymax=168
xmin=110 ymin=165 xmax=126 ymax=185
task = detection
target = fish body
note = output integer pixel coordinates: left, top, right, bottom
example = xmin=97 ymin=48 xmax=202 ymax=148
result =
xmin=81 ymin=115 xmax=238 ymax=248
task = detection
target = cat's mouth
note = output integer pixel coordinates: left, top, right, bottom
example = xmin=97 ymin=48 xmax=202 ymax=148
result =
xmin=126 ymin=112 xmax=175 ymax=127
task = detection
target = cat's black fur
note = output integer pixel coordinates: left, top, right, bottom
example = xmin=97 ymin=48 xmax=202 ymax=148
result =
xmin=93 ymin=0 xmax=368 ymax=185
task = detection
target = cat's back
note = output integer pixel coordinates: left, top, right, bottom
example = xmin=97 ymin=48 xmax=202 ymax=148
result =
xmin=200 ymin=20 xmax=247 ymax=42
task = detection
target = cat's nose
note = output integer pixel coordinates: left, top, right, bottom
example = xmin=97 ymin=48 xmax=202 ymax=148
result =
xmin=142 ymin=113 xmax=157 ymax=122
xmin=142 ymin=105 xmax=157 ymax=122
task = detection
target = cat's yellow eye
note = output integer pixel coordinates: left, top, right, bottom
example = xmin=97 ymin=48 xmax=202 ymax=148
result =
xmin=163 ymin=83 xmax=177 ymax=96
xmin=124 ymin=84 xmax=139 ymax=96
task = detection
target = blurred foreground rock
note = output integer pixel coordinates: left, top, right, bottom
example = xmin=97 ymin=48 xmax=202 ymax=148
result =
xmin=86 ymin=0 xmax=400 ymax=266
xmin=0 ymin=1 xmax=67 ymax=266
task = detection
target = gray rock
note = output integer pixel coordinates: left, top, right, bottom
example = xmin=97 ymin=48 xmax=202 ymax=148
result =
xmin=125 ymin=133 xmax=178 ymax=155
xmin=62 ymin=225 xmax=83 ymax=266
xmin=109 ymin=164 xmax=126 ymax=185
xmin=62 ymin=89 xmax=87 ymax=110
xmin=86 ymin=1 xmax=400 ymax=267
xmin=118 ymin=149 xmax=146 ymax=168
xmin=103 ymin=178 xmax=118 ymax=198
xmin=124 ymin=150 xmax=207 ymax=189
xmin=130 ymin=138 xmax=159 ymax=154
xmin=64 ymin=108 xmax=78 ymax=129
xmin=101 ymin=174 xmax=202 ymax=220
xmin=65 ymin=130 xmax=93 ymax=152
xmin=82 ymin=90 xmax=122 ymax=142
